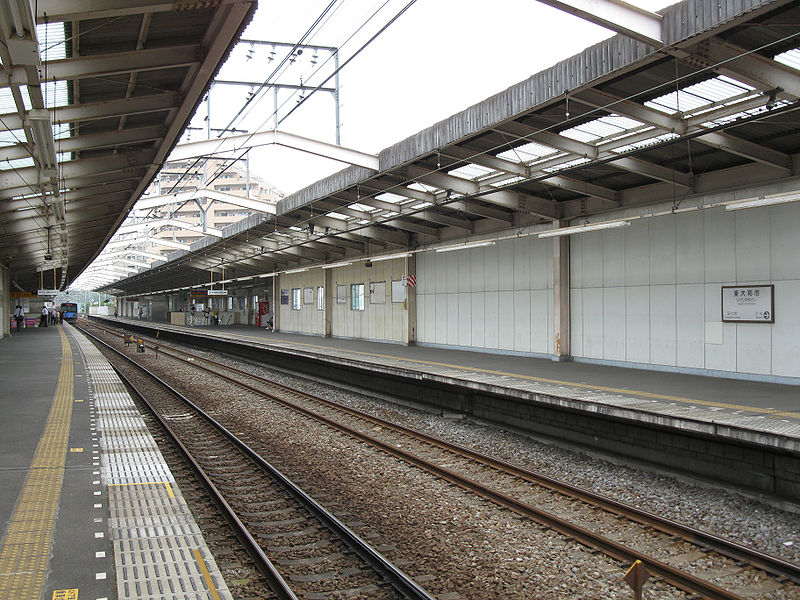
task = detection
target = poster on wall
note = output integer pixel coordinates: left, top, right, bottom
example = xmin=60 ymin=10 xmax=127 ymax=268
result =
xmin=721 ymin=285 xmax=774 ymax=323
xmin=369 ymin=281 xmax=386 ymax=304
xmin=280 ymin=289 xmax=289 ymax=305
xmin=336 ymin=284 xmax=347 ymax=304
xmin=304 ymin=287 xmax=314 ymax=304
xmin=391 ymin=280 xmax=406 ymax=303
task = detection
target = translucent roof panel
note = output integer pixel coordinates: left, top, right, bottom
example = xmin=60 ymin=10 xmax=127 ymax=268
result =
xmin=645 ymin=76 xmax=754 ymax=115
xmin=774 ymin=48 xmax=800 ymax=71
xmin=613 ymin=131 xmax=679 ymax=153
xmin=497 ymin=141 xmax=559 ymax=162
xmin=448 ymin=163 xmax=495 ymax=180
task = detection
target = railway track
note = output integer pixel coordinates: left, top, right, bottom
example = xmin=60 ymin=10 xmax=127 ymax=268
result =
xmin=81 ymin=320 xmax=800 ymax=600
xmin=80 ymin=323 xmax=436 ymax=600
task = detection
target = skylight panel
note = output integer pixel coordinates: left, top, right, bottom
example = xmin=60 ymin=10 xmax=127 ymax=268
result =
xmin=560 ymin=127 xmax=600 ymax=143
xmin=448 ymin=163 xmax=494 ymax=180
xmin=774 ymin=48 xmax=800 ymax=71
xmin=543 ymin=156 xmax=591 ymax=173
xmin=497 ymin=141 xmax=558 ymax=162
xmin=375 ymin=192 xmax=405 ymax=203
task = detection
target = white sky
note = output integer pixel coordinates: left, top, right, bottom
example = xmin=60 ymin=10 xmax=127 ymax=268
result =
xmin=182 ymin=0 xmax=673 ymax=195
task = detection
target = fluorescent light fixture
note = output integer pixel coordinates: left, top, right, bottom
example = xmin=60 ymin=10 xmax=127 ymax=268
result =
xmin=724 ymin=192 xmax=800 ymax=211
xmin=368 ymin=252 xmax=411 ymax=262
xmin=284 ymin=267 xmax=309 ymax=274
xmin=538 ymin=220 xmax=631 ymax=238
xmin=259 ymin=272 xmax=276 ymax=278
xmin=27 ymin=109 xmax=57 ymax=172
xmin=435 ymin=240 xmax=496 ymax=253
xmin=322 ymin=261 xmax=352 ymax=269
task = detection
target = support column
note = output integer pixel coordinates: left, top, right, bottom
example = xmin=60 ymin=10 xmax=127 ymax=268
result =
xmin=272 ymin=276 xmax=280 ymax=332
xmin=324 ymin=267 xmax=333 ymax=337
xmin=553 ymin=227 xmax=571 ymax=361
xmin=406 ymin=254 xmax=417 ymax=345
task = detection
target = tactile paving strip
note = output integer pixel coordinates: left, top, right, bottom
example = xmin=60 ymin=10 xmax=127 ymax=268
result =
xmin=70 ymin=331 xmax=233 ymax=600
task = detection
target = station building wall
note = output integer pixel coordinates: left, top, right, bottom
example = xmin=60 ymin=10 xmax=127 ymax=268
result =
xmin=570 ymin=201 xmax=800 ymax=381
xmin=277 ymin=260 xmax=410 ymax=342
xmin=278 ymin=271 xmax=325 ymax=335
xmin=415 ymin=237 xmax=554 ymax=355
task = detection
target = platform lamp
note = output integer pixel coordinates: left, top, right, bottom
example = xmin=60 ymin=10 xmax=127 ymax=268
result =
xmin=27 ymin=109 xmax=58 ymax=176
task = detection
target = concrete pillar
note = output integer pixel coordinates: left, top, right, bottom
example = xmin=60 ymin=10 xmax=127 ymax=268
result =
xmin=406 ymin=254 xmax=417 ymax=345
xmin=324 ymin=267 xmax=333 ymax=337
xmin=553 ymin=228 xmax=570 ymax=360
xmin=272 ymin=276 xmax=280 ymax=332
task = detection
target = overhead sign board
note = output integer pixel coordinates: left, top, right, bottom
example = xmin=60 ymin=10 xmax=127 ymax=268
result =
xmin=38 ymin=289 xmax=59 ymax=296
xmin=721 ymin=285 xmax=774 ymax=323
xmin=207 ymin=289 xmax=228 ymax=296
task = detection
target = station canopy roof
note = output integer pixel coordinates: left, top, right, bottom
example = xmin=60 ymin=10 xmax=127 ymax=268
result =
xmin=0 ymin=0 xmax=256 ymax=294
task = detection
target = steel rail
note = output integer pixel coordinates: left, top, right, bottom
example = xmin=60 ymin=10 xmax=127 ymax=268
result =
xmin=126 ymin=334 xmax=752 ymax=600
xmin=126 ymin=327 xmax=800 ymax=585
xmin=79 ymin=325 xmax=437 ymax=600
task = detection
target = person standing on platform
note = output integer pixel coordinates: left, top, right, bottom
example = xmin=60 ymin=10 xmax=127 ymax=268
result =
xmin=40 ymin=305 xmax=48 ymax=327
xmin=14 ymin=304 xmax=24 ymax=331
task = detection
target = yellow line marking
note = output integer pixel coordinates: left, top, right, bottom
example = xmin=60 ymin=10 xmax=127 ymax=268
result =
xmin=192 ymin=548 xmax=221 ymax=600
xmin=0 ymin=329 xmax=73 ymax=599
xmin=69 ymin=448 xmax=83 ymax=453
xmin=224 ymin=332 xmax=800 ymax=420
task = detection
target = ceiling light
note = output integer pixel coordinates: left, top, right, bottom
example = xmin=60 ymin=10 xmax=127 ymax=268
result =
xmin=538 ymin=220 xmax=631 ymax=238
xmin=724 ymin=192 xmax=800 ymax=211
xmin=435 ymin=240 xmax=496 ymax=253
xmin=368 ymin=252 xmax=411 ymax=262
xmin=284 ymin=267 xmax=308 ymax=274
xmin=321 ymin=261 xmax=352 ymax=269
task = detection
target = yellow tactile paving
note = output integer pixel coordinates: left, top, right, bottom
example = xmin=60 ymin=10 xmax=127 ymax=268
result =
xmin=0 ymin=329 xmax=73 ymax=599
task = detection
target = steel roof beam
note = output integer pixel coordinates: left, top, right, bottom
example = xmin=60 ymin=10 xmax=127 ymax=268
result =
xmin=168 ymin=129 xmax=379 ymax=170
xmin=532 ymin=0 xmax=663 ymax=46
xmin=442 ymin=145 xmax=530 ymax=177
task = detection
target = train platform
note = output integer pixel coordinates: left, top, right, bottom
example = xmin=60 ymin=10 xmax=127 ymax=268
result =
xmin=0 ymin=324 xmax=232 ymax=600
xmin=106 ymin=316 xmax=800 ymax=447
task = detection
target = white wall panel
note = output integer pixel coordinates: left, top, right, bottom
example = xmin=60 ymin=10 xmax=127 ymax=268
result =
xmin=498 ymin=242 xmax=514 ymax=291
xmin=471 ymin=293 xmax=485 ymax=348
xmin=514 ymin=290 xmax=532 ymax=352
xmin=676 ymin=212 xmax=704 ymax=284
xmin=532 ymin=237 xmax=551 ymax=289
xmin=676 ymin=284 xmax=704 ymax=368
xmin=703 ymin=283 xmax=735 ymax=372
xmin=649 ymin=286 xmax=676 ymax=366
xmin=531 ymin=289 xmax=550 ymax=354
xmin=582 ymin=287 xmax=604 ymax=359
xmin=582 ymin=232 xmax=604 ymax=288
xmin=484 ymin=245 xmax=499 ymax=292
xmin=704 ymin=210 xmax=736 ymax=283
xmin=570 ymin=287 xmax=584 ymax=357
xmin=514 ymin=237 xmax=532 ymax=290
xmin=650 ymin=218 xmax=676 ymax=285
xmin=570 ymin=234 xmax=584 ymax=288
xmin=624 ymin=222 xmax=650 ymax=286
xmin=625 ymin=286 xmax=650 ymax=363
xmin=484 ymin=291 xmax=499 ymax=349
xmin=772 ymin=280 xmax=800 ymax=377
xmin=771 ymin=205 xmax=800 ymax=281
xmin=734 ymin=209 xmax=770 ymax=284
xmin=445 ymin=252 xmax=459 ymax=293
xmin=458 ymin=292 xmax=472 ymax=347
xmin=446 ymin=293 xmax=460 ymax=346
xmin=435 ymin=294 xmax=448 ymax=344
xmin=603 ymin=229 xmax=625 ymax=287
xmin=498 ymin=290 xmax=515 ymax=350
xmin=458 ymin=252 xmax=471 ymax=293
xmin=736 ymin=324 xmax=772 ymax=375
xmin=602 ymin=287 xmax=626 ymax=360
xmin=470 ymin=248 xmax=485 ymax=292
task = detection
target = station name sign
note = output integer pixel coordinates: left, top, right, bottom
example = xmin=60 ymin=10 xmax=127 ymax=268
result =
xmin=37 ymin=289 xmax=59 ymax=296
xmin=721 ymin=284 xmax=774 ymax=323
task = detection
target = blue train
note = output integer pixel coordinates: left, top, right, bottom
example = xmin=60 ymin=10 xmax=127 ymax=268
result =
xmin=60 ymin=302 xmax=77 ymax=323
